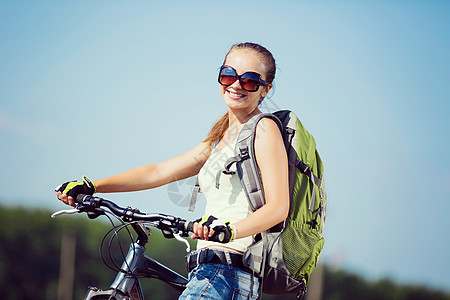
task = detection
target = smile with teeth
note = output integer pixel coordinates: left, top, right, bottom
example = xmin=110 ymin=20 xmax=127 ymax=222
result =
xmin=227 ymin=90 xmax=246 ymax=99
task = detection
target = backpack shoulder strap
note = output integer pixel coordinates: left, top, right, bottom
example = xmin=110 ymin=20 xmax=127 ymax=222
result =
xmin=191 ymin=113 xmax=283 ymax=212
xmin=232 ymin=113 xmax=283 ymax=212
xmin=189 ymin=176 xmax=201 ymax=212
xmin=188 ymin=140 xmax=220 ymax=212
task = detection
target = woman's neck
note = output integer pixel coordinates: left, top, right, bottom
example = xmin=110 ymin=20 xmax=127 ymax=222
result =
xmin=227 ymin=107 xmax=262 ymax=130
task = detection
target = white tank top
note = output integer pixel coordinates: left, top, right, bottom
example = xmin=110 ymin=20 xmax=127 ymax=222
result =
xmin=196 ymin=137 xmax=253 ymax=253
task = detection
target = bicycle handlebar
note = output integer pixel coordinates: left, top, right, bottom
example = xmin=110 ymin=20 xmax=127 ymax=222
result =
xmin=75 ymin=194 xmax=180 ymax=222
xmin=66 ymin=194 xmax=227 ymax=243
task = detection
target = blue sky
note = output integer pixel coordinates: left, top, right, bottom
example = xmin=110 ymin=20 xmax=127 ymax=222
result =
xmin=1 ymin=0 xmax=449 ymax=292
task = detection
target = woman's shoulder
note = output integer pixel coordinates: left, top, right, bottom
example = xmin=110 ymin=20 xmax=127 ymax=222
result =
xmin=253 ymin=115 xmax=288 ymax=176
xmin=254 ymin=116 xmax=283 ymax=142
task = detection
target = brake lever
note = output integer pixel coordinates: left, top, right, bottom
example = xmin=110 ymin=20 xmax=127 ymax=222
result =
xmin=51 ymin=208 xmax=80 ymax=218
xmin=173 ymin=233 xmax=190 ymax=253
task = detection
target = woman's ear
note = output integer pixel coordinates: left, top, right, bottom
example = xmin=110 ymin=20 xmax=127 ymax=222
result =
xmin=261 ymin=83 xmax=273 ymax=99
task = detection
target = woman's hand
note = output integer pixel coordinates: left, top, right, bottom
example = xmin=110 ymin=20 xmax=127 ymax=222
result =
xmin=55 ymin=176 xmax=96 ymax=207
xmin=190 ymin=215 xmax=234 ymax=243
xmin=191 ymin=222 xmax=215 ymax=241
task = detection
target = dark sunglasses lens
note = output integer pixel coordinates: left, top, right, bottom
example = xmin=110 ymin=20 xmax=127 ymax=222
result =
xmin=219 ymin=67 xmax=238 ymax=86
xmin=240 ymin=73 xmax=260 ymax=92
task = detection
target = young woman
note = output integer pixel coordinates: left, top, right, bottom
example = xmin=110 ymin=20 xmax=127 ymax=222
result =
xmin=56 ymin=42 xmax=289 ymax=299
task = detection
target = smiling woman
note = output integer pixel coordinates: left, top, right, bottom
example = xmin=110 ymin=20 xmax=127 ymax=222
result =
xmin=55 ymin=42 xmax=290 ymax=299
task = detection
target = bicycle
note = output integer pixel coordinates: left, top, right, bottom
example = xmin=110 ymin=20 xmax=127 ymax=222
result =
xmin=51 ymin=194 xmax=228 ymax=299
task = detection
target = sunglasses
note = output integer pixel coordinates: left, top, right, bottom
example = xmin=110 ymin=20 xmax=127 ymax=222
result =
xmin=218 ymin=65 xmax=269 ymax=92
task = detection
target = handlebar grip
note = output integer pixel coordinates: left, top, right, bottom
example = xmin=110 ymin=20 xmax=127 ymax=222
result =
xmin=76 ymin=194 xmax=88 ymax=203
xmin=185 ymin=221 xmax=194 ymax=233
xmin=209 ymin=231 xmax=226 ymax=243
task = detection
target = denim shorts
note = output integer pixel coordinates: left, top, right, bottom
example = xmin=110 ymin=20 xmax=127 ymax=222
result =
xmin=179 ymin=263 xmax=260 ymax=299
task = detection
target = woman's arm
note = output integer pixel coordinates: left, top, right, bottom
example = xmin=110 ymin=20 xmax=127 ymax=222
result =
xmin=57 ymin=142 xmax=211 ymax=206
xmin=194 ymin=118 xmax=289 ymax=241
xmin=232 ymin=118 xmax=289 ymax=238
xmin=94 ymin=142 xmax=211 ymax=192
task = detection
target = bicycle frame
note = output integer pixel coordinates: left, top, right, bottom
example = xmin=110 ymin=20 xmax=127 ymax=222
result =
xmin=84 ymin=242 xmax=188 ymax=299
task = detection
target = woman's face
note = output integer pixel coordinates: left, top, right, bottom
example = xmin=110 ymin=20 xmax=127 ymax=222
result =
xmin=220 ymin=49 xmax=272 ymax=114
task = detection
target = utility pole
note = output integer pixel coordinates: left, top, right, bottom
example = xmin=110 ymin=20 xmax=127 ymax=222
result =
xmin=305 ymin=263 xmax=324 ymax=300
xmin=57 ymin=230 xmax=76 ymax=300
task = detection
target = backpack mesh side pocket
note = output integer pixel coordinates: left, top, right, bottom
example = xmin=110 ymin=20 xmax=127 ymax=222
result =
xmin=282 ymin=222 xmax=324 ymax=283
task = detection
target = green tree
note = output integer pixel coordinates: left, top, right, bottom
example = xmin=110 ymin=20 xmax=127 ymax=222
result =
xmin=0 ymin=205 xmax=449 ymax=300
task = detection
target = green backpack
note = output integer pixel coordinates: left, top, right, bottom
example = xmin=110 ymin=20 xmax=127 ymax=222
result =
xmin=190 ymin=110 xmax=327 ymax=297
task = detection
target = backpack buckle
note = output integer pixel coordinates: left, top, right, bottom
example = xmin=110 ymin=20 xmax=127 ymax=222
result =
xmin=223 ymin=170 xmax=236 ymax=175
xmin=239 ymin=147 xmax=249 ymax=160
xmin=296 ymin=159 xmax=309 ymax=174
